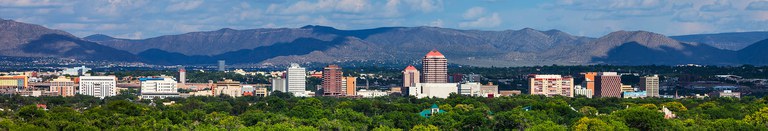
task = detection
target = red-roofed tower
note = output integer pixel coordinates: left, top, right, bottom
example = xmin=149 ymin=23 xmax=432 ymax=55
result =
xmin=422 ymin=49 xmax=447 ymax=83
xmin=403 ymin=65 xmax=420 ymax=87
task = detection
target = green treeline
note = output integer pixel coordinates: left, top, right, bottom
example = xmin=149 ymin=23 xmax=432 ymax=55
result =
xmin=2 ymin=92 xmax=768 ymax=130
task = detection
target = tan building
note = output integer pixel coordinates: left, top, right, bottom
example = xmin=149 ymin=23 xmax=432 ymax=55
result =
xmin=422 ymin=50 xmax=447 ymax=83
xmin=342 ymin=77 xmax=357 ymax=96
xmin=499 ymin=90 xmax=522 ymax=96
xmin=621 ymin=85 xmax=634 ymax=92
xmin=50 ymin=76 xmax=75 ymax=97
xmin=0 ymin=76 xmax=27 ymax=94
xmin=403 ymin=65 xmax=420 ymax=87
xmin=214 ymin=79 xmax=242 ymax=97
xmin=640 ymin=75 xmax=660 ymax=97
xmin=529 ymin=75 xmax=574 ymax=97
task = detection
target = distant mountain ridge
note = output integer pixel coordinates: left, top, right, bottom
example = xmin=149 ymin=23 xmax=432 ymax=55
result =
xmin=0 ymin=19 xmax=137 ymax=61
xmin=671 ymin=31 xmax=768 ymax=51
xmin=1 ymin=18 xmax=766 ymax=66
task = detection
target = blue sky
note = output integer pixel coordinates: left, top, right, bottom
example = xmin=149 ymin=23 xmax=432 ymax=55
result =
xmin=2 ymin=0 xmax=768 ymax=39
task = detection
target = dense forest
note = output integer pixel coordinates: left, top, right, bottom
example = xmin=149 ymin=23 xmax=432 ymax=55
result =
xmin=2 ymin=90 xmax=768 ymax=131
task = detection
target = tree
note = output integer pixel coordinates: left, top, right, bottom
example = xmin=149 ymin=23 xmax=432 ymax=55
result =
xmin=745 ymin=107 xmax=768 ymax=127
xmin=611 ymin=107 xmax=667 ymax=130
xmin=528 ymin=121 xmax=566 ymax=131
xmin=661 ymin=102 xmax=688 ymax=112
xmin=372 ymin=125 xmax=402 ymax=131
xmin=17 ymin=105 xmax=47 ymax=121
xmin=573 ymin=117 xmax=612 ymax=131
xmin=579 ymin=106 xmax=598 ymax=117
xmin=410 ymin=124 xmax=439 ymax=131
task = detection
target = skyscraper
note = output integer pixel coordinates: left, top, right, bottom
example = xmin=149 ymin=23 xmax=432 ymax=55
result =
xmin=422 ymin=49 xmax=447 ymax=83
xmin=78 ymin=76 xmax=117 ymax=99
xmin=218 ymin=60 xmax=226 ymax=71
xmin=529 ymin=75 xmax=574 ymax=97
xmin=595 ymin=72 xmax=622 ymax=98
xmin=286 ymin=63 xmax=306 ymax=95
xmin=323 ymin=64 xmax=343 ymax=96
xmin=403 ymin=65 xmax=420 ymax=87
xmin=640 ymin=75 xmax=660 ymax=97
xmin=178 ymin=66 xmax=186 ymax=84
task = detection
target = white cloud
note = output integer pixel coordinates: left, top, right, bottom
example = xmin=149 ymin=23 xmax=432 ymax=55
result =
xmin=51 ymin=23 xmax=88 ymax=30
xmin=700 ymin=0 xmax=732 ymax=12
xmin=166 ymin=0 xmax=204 ymax=12
xmin=281 ymin=0 xmax=370 ymax=14
xmin=0 ymin=0 xmax=67 ymax=7
xmin=403 ymin=0 xmax=443 ymax=13
xmin=554 ymin=0 xmax=666 ymax=11
xmin=115 ymin=32 xmax=143 ymax=39
xmin=747 ymin=1 xmax=768 ymax=10
xmin=428 ymin=19 xmax=443 ymax=27
xmin=463 ymin=7 xmax=486 ymax=19
xmin=459 ymin=13 xmax=501 ymax=28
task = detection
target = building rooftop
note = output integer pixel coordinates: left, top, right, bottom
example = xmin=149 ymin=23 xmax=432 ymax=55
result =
xmin=404 ymin=65 xmax=418 ymax=71
xmin=425 ymin=49 xmax=445 ymax=57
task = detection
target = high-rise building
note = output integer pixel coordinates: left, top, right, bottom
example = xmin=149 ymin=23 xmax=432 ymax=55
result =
xmin=271 ymin=78 xmax=287 ymax=92
xmin=78 ymin=76 xmax=117 ymax=99
xmin=403 ymin=65 xmax=420 ymax=87
xmin=140 ymin=77 xmax=179 ymax=99
xmin=322 ymin=64 xmax=343 ymax=96
xmin=218 ymin=60 xmax=226 ymax=71
xmin=583 ymin=72 xmax=597 ymax=95
xmin=640 ymin=75 xmax=660 ymax=97
xmin=422 ymin=49 xmax=448 ymax=83
xmin=529 ymin=75 xmax=574 ymax=97
xmin=178 ymin=66 xmax=186 ymax=84
xmin=595 ymin=72 xmax=622 ymax=98
xmin=342 ymin=77 xmax=357 ymax=96
xmin=574 ymin=85 xmax=593 ymax=98
xmin=286 ymin=63 xmax=307 ymax=95
xmin=50 ymin=76 xmax=75 ymax=97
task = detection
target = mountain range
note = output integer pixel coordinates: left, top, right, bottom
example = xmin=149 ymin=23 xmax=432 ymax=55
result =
xmin=1 ymin=18 xmax=767 ymax=67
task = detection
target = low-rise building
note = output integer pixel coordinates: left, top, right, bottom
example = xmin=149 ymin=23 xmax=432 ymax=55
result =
xmin=357 ymin=89 xmax=389 ymax=98
xmin=79 ymin=76 xmax=117 ymax=99
xmin=408 ymin=83 xmax=459 ymax=98
xmin=214 ymin=79 xmax=242 ymax=97
xmin=710 ymin=90 xmax=740 ymax=98
xmin=574 ymin=85 xmax=593 ymax=98
xmin=140 ymin=77 xmax=179 ymax=99
xmin=623 ymin=91 xmax=647 ymax=98
xmin=50 ymin=76 xmax=75 ymax=97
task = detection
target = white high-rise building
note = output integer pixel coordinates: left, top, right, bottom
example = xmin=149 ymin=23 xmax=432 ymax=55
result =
xmin=78 ymin=76 xmax=117 ymax=99
xmin=271 ymin=78 xmax=287 ymax=92
xmin=640 ymin=75 xmax=660 ymax=97
xmin=140 ymin=77 xmax=179 ymax=99
xmin=286 ymin=63 xmax=307 ymax=96
xmin=529 ymin=75 xmax=574 ymax=97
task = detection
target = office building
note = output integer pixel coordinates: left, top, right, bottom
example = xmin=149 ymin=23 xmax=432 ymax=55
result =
xmin=140 ymin=77 xmax=179 ymax=99
xmin=574 ymin=85 xmax=593 ymax=98
xmin=710 ymin=90 xmax=740 ymax=98
xmin=459 ymin=82 xmax=481 ymax=96
xmin=529 ymin=75 xmax=574 ymax=97
xmin=214 ymin=79 xmax=242 ymax=97
xmin=422 ymin=49 xmax=448 ymax=83
xmin=286 ymin=63 xmax=307 ymax=95
xmin=178 ymin=66 xmax=186 ymax=84
xmin=0 ymin=76 xmax=27 ymax=94
xmin=322 ymin=64 xmax=343 ymax=96
xmin=408 ymin=83 xmax=459 ymax=98
xmin=357 ymin=89 xmax=388 ymax=98
xmin=621 ymin=85 xmax=634 ymax=92
xmin=79 ymin=76 xmax=117 ymax=99
xmin=623 ymin=91 xmax=647 ymax=98
xmin=50 ymin=76 xmax=75 ymax=97
xmin=449 ymin=73 xmax=463 ymax=83
xmin=218 ymin=60 xmax=226 ymax=71
xmin=271 ymin=78 xmax=287 ymax=92
xmin=595 ymin=72 xmax=622 ymax=98
xmin=61 ymin=66 xmax=91 ymax=76
xmin=640 ymin=75 xmax=660 ymax=97
xmin=583 ymin=72 xmax=597 ymax=95
xmin=403 ymin=65 xmax=420 ymax=87
xmin=342 ymin=77 xmax=357 ymax=96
